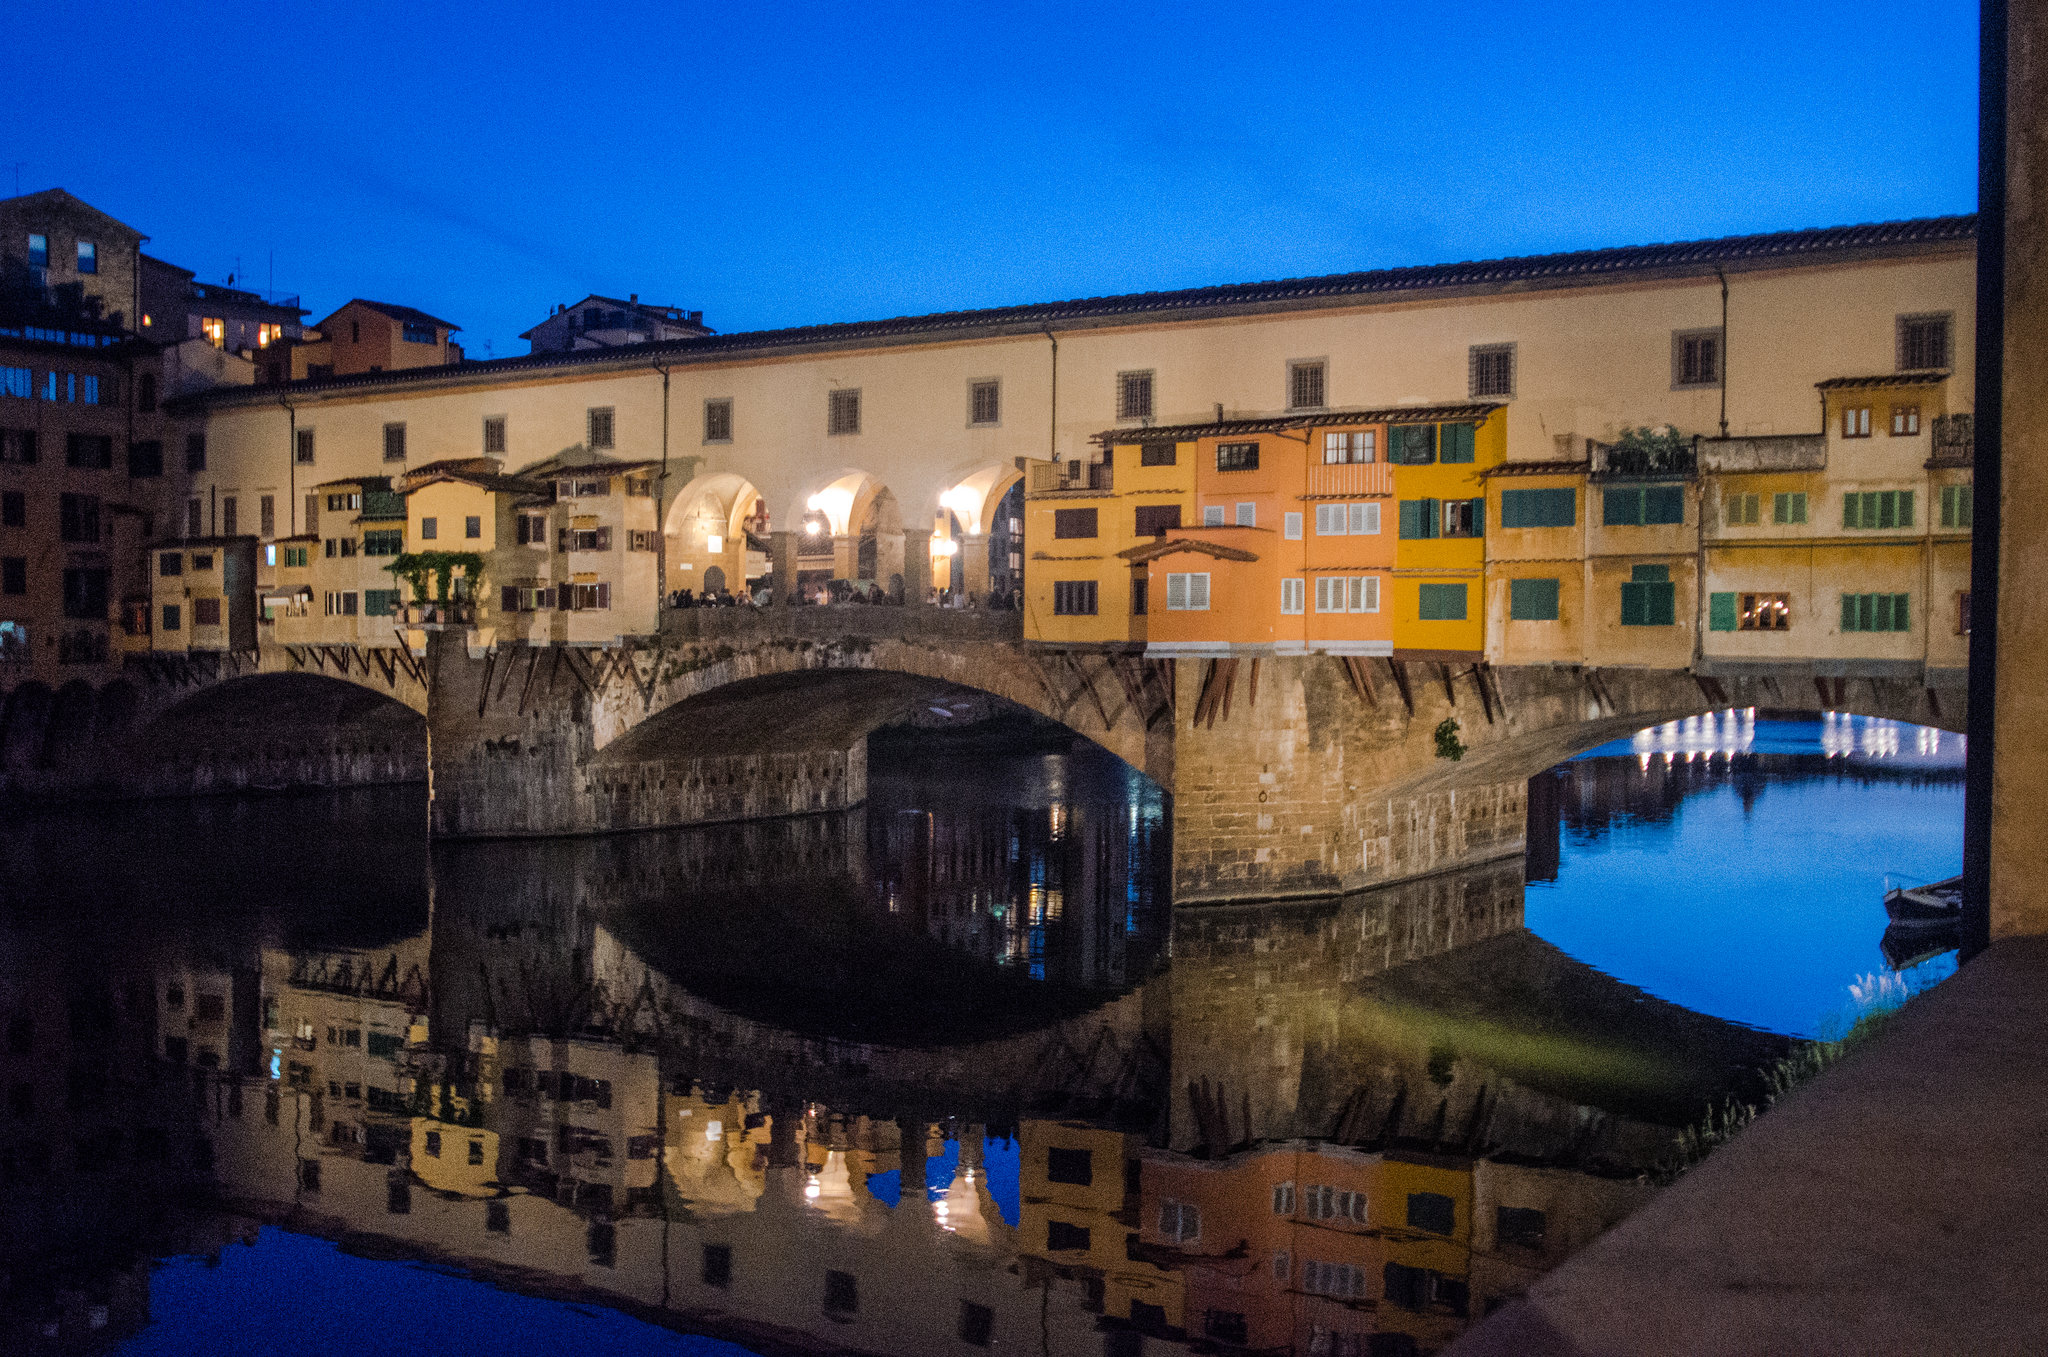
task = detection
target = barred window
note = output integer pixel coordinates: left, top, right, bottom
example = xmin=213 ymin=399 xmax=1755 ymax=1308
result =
xmin=1052 ymin=580 xmax=1097 ymax=615
xmin=1116 ymin=370 xmax=1154 ymax=420
xmin=1139 ymin=440 xmax=1176 ymax=466
xmin=483 ymin=415 xmax=506 ymax=454
xmin=1215 ymin=442 xmax=1258 ymax=472
xmin=969 ymin=380 xmax=1000 ymax=426
xmin=295 ymin=428 xmax=315 ymax=465
xmin=1469 ymin=343 xmax=1515 ymax=398
xmin=383 ymin=422 xmax=406 ymax=462
xmin=828 ymin=389 xmax=861 ymax=435
xmin=1288 ymin=360 xmax=1326 ymax=410
xmin=1673 ymin=329 xmax=1721 ymax=387
xmin=704 ymin=397 xmax=733 ymax=442
xmin=1897 ymin=313 xmax=1952 ymax=371
xmin=587 ymin=406 xmax=615 ymax=449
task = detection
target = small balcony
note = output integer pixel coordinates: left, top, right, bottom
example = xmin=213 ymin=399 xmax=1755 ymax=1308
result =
xmin=1928 ymin=413 xmax=1973 ymax=468
xmin=1589 ymin=438 xmax=1698 ymax=480
xmin=1027 ymin=460 xmax=1113 ymax=495
xmin=1304 ymin=462 xmax=1395 ymax=498
xmin=1697 ymin=434 xmax=1826 ymax=475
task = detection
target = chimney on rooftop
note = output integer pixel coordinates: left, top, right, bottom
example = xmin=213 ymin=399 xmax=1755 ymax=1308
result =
xmin=629 ymin=293 xmax=638 ymax=304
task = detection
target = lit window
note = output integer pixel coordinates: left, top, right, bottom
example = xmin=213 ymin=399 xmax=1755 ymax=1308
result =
xmin=201 ymin=318 xmax=225 ymax=348
xmin=76 ymin=240 xmax=97 ymax=274
xmin=26 ymin=234 xmax=47 ymax=269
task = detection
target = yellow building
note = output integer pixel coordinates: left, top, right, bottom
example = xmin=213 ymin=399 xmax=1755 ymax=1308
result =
xmin=1483 ymin=460 xmax=1590 ymax=665
xmin=148 ymin=537 xmax=258 ymax=653
xmin=1016 ymin=1120 xmax=1184 ymax=1331
xmin=1022 ymin=441 xmax=1192 ymax=645
xmin=1392 ymin=408 xmax=1506 ymax=657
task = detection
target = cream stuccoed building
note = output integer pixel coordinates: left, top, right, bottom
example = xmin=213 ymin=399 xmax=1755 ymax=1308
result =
xmin=172 ymin=215 xmax=1974 ymax=649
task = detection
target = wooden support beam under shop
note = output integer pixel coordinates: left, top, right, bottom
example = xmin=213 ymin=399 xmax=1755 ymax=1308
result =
xmin=1467 ymin=665 xmax=1497 ymax=724
xmin=516 ymin=646 xmax=542 ymax=714
xmin=1385 ymin=657 xmax=1414 ymax=715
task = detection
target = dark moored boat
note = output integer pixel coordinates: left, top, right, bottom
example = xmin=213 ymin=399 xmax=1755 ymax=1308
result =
xmin=1884 ymin=874 xmax=1963 ymax=927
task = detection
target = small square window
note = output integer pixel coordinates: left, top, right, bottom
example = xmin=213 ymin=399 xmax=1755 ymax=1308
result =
xmin=1215 ymin=442 xmax=1258 ymax=472
xmin=1673 ymin=329 xmax=1721 ymax=387
xmin=1891 ymin=405 xmax=1921 ymax=436
xmin=1234 ymin=502 xmax=1255 ymax=527
xmin=1469 ymin=343 xmax=1515 ymax=398
xmin=969 ymin=379 xmax=1000 ymax=426
xmin=1898 ymin=313 xmax=1952 ymax=371
xmin=704 ymin=398 xmax=733 ymax=443
xmin=1139 ymin=440 xmax=1176 ymax=466
xmin=827 ymin=389 xmax=861 ymax=436
xmin=1116 ymin=370 xmax=1154 ymax=421
xmin=1287 ymin=360 xmax=1326 ymax=410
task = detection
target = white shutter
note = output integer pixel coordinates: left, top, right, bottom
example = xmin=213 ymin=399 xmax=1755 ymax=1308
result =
xmin=1314 ymin=578 xmax=1332 ymax=612
xmin=1188 ymin=573 xmax=1210 ymax=609
xmin=1281 ymin=578 xmax=1303 ymax=614
xmin=1284 ymin=511 xmax=1303 ymax=540
xmin=1166 ymin=573 xmax=1188 ymax=610
xmin=1362 ymin=576 xmax=1381 ymax=612
xmin=1235 ymin=502 xmax=1255 ymax=527
xmin=1203 ymin=505 xmax=1225 ymax=526
xmin=1352 ymin=502 xmax=1380 ymax=534
xmin=1316 ymin=504 xmax=1343 ymax=535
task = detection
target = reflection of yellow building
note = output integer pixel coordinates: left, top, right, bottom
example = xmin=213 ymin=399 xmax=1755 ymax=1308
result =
xmin=1017 ymin=1120 xmax=1185 ymax=1332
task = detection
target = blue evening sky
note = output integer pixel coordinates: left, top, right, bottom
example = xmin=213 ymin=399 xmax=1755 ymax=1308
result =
xmin=4 ymin=1 xmax=1976 ymax=355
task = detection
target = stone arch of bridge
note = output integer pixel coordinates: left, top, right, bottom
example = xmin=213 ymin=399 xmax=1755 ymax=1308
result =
xmin=935 ymin=462 xmax=1023 ymax=598
xmin=585 ymin=635 xmax=1173 ymax=789
xmin=138 ymin=669 xmax=428 ymax=795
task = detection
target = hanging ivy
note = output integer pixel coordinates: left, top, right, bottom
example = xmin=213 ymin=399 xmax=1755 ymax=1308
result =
xmin=388 ymin=551 xmax=486 ymax=603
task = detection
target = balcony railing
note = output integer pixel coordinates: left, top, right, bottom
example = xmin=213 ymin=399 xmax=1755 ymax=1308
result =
xmin=1027 ymin=460 xmax=1113 ymax=494
xmin=1929 ymin=413 xmax=1973 ymax=467
xmin=1304 ymin=462 xmax=1395 ymax=498
xmin=1697 ymin=434 xmax=1826 ymax=475
xmin=1589 ymin=439 xmax=1698 ymax=480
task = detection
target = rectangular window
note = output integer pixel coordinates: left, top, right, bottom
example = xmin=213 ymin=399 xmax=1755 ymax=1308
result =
xmin=362 ymin=529 xmax=404 ymax=556
xmin=465 ymin=515 xmax=481 ymax=539
xmin=26 ymin=234 xmax=46 ymax=269
xmin=1500 ymin=487 xmax=1576 ymax=528
xmin=1772 ymin=491 xmax=1808 ymax=525
xmin=420 ymin=517 xmax=437 ymax=540
xmin=1674 ymin=328 xmax=1722 ymax=387
xmin=1323 ymin=430 xmax=1374 ymax=464
xmin=1398 ymin=499 xmax=1440 ymax=539
xmin=191 ymin=500 xmax=205 ymax=536
xmin=1510 ymin=577 xmax=1560 ymax=621
xmin=1842 ymin=489 xmax=1914 ymax=529
xmin=65 ymin=434 xmax=112 ymax=468
xmin=1315 ymin=576 xmax=1342 ymax=612
xmin=0 ymin=429 xmax=32 ymax=464
xmin=484 ymin=415 xmax=507 ymax=454
xmin=363 ymin=589 xmax=402 ymax=617
xmin=588 ymin=406 xmax=616 ymax=448
xmin=1603 ymin=486 xmax=1684 ymax=526
xmin=1139 ymin=440 xmax=1176 ymax=466
xmin=1234 ymin=501 xmax=1255 ymax=527
xmin=1842 ymin=406 xmax=1872 ymax=438
xmin=1280 ymin=578 xmax=1304 ymax=614
xmin=1045 ymin=1147 xmax=1093 ymax=1185
xmin=1891 ymin=404 xmax=1922 ymax=436
xmin=1842 ymin=592 xmax=1912 ymax=633
xmin=1165 ymin=572 xmax=1210 ymax=610
xmin=1051 ymin=580 xmax=1098 ymax=616
xmin=193 ymin=597 xmax=221 ymax=627
xmin=127 ymin=439 xmax=163 ymax=478
xmin=1940 ymin=484 xmax=1973 ymax=529
xmin=1 ymin=491 xmax=20 ymax=527
xmin=1442 ymin=497 xmax=1484 ymax=537
xmin=1417 ymin=582 xmax=1467 ymax=621
xmin=401 ymin=320 xmax=436 ymax=344
xmin=222 ymin=497 xmax=238 ymax=537
xmin=138 ymin=373 xmax=157 ymax=412
xmin=1053 ymin=508 xmax=1098 ymax=539
xmin=1407 ymin=1192 xmax=1456 ymax=1236
xmin=382 ymin=422 xmax=407 ymax=462
xmin=1157 ymin=1199 xmax=1202 ymax=1244
xmin=827 ymin=389 xmax=860 ymax=435
xmin=1283 ymin=511 xmax=1302 ymax=539
xmin=1215 ymin=441 xmax=1258 ymax=472
xmin=284 ymin=546 xmax=308 ymax=568
xmin=1619 ymin=563 xmax=1677 ymax=626
xmin=58 ymin=493 xmax=100 ymax=543
xmin=1130 ymin=577 xmax=1147 ymax=615
xmin=1133 ymin=504 xmax=1180 ymax=536
xmin=1116 ymin=370 xmax=1154 ymax=420
xmin=295 ymin=428 xmax=315 ymax=464
xmin=1440 ymin=422 xmax=1476 ymax=464
xmin=1389 ymin=424 xmax=1436 ymax=465
xmin=1045 ymin=1220 xmax=1091 ymax=1253
xmin=969 ymin=379 xmax=1000 ymax=426
xmin=1316 ymin=504 xmax=1347 ymax=536
xmin=1469 ymin=343 xmax=1515 ymax=398
xmin=260 ymin=495 xmax=275 ymax=538
xmin=1898 ymin=313 xmax=1953 ymax=371
xmin=77 ymin=240 xmax=97 ymax=274
xmin=1498 ymin=1207 xmax=1548 ymax=1252
xmin=1287 ymin=360 xmax=1326 ymax=410
xmin=160 ymin=603 xmax=180 ymax=631
xmin=61 ymin=567 xmax=109 ymax=620
xmin=1273 ymin=1182 xmax=1297 ymax=1216
xmin=0 ymin=367 xmax=28 ymax=399
xmin=704 ymin=398 xmax=733 ymax=442
xmin=1202 ymin=505 xmax=1225 ymax=527
xmin=1742 ymin=592 xmax=1790 ymax=631
xmin=1724 ymin=493 xmax=1760 ymax=526
xmin=0 ymin=557 xmax=22 ymax=594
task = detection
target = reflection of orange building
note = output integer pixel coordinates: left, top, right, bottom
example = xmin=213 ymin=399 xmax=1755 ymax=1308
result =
xmin=1141 ymin=1142 xmax=1477 ymax=1354
xmin=1016 ymin=1120 xmax=1186 ymax=1334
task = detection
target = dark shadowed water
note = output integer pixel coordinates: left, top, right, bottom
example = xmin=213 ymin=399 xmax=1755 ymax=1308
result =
xmin=0 ymin=712 xmax=1961 ymax=1355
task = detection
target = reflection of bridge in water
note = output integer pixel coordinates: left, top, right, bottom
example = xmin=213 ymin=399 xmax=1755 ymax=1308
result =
xmin=2 ymin=777 xmax=1793 ymax=1355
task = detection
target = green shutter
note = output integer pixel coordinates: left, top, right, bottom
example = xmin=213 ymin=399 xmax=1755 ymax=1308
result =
xmin=1392 ymin=425 xmax=1436 ymax=464
xmin=1399 ymin=501 xmax=1422 ymax=539
xmin=1501 ymin=490 xmax=1528 ymax=528
xmin=1897 ymin=489 xmax=1914 ymax=528
xmin=1843 ymin=494 xmax=1859 ymax=529
xmin=1893 ymin=593 xmax=1910 ymax=631
xmin=1873 ymin=593 xmax=1893 ymax=631
xmin=1842 ymin=593 xmax=1858 ymax=631
xmin=1418 ymin=583 xmax=1467 ymax=620
xmin=1603 ymin=488 xmax=1642 ymax=526
xmin=1470 ymin=498 xmax=1484 ymax=536
xmin=1510 ymin=577 xmax=1560 ymax=621
xmin=1440 ymin=423 xmax=1475 ymax=463
xmin=1644 ymin=485 xmax=1685 ymax=524
xmin=1630 ymin=563 xmax=1670 ymax=582
xmin=1423 ymin=499 xmax=1440 ymax=539
xmin=1620 ymin=582 xmax=1644 ymax=626
xmin=1709 ymin=592 xmax=1737 ymax=631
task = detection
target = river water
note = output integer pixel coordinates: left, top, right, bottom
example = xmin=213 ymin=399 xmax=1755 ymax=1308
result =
xmin=0 ymin=711 xmax=1963 ymax=1355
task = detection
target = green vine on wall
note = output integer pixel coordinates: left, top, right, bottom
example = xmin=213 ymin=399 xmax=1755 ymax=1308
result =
xmin=388 ymin=551 xmax=486 ymax=603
